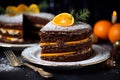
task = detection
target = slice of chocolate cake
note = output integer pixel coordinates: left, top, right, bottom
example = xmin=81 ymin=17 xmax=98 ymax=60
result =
xmin=0 ymin=12 xmax=54 ymax=44
xmin=0 ymin=14 xmax=24 ymax=44
xmin=39 ymin=21 xmax=93 ymax=62
xmin=0 ymin=4 xmax=55 ymax=44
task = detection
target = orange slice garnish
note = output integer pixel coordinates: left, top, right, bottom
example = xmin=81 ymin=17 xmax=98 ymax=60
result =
xmin=16 ymin=4 xmax=28 ymax=14
xmin=52 ymin=13 xmax=74 ymax=26
xmin=6 ymin=6 xmax=17 ymax=16
xmin=28 ymin=4 xmax=40 ymax=14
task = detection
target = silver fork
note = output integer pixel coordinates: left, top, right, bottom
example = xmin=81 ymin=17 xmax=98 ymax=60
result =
xmin=4 ymin=50 xmax=52 ymax=78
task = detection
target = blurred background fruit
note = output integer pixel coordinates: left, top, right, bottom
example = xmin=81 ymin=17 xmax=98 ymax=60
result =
xmin=108 ymin=23 xmax=120 ymax=43
xmin=6 ymin=6 xmax=17 ymax=16
xmin=16 ymin=4 xmax=28 ymax=14
xmin=28 ymin=4 xmax=40 ymax=14
xmin=93 ymin=20 xmax=112 ymax=40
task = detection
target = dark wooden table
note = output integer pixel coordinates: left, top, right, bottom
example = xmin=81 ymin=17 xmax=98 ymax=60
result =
xmin=0 ymin=43 xmax=120 ymax=80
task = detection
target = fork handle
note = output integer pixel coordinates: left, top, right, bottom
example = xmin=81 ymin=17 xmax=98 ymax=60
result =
xmin=23 ymin=63 xmax=52 ymax=78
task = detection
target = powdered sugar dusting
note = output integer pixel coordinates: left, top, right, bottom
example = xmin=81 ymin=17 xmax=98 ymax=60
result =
xmin=41 ymin=21 xmax=91 ymax=31
xmin=0 ymin=14 xmax=23 ymax=23
xmin=0 ymin=58 xmax=20 ymax=72
xmin=26 ymin=12 xmax=54 ymax=20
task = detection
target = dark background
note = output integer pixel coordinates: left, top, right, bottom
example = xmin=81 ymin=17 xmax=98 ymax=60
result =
xmin=0 ymin=0 xmax=120 ymax=26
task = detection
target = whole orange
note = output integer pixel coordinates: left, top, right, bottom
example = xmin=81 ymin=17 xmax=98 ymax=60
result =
xmin=108 ymin=23 xmax=120 ymax=43
xmin=93 ymin=20 xmax=112 ymax=40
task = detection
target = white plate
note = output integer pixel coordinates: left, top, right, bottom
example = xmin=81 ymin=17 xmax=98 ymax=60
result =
xmin=21 ymin=45 xmax=110 ymax=67
xmin=0 ymin=42 xmax=39 ymax=47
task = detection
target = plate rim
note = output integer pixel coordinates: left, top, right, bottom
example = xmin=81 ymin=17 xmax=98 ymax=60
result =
xmin=0 ymin=42 xmax=39 ymax=47
xmin=21 ymin=44 xmax=110 ymax=67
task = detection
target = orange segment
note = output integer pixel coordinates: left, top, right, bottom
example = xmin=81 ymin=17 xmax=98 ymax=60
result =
xmin=52 ymin=13 xmax=74 ymax=26
xmin=6 ymin=6 xmax=17 ymax=16
xmin=16 ymin=4 xmax=28 ymax=14
xmin=28 ymin=4 xmax=40 ymax=13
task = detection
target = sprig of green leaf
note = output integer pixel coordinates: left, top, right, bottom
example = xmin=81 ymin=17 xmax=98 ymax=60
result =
xmin=70 ymin=9 xmax=90 ymax=22
xmin=38 ymin=0 xmax=49 ymax=10
xmin=0 ymin=6 xmax=5 ymax=14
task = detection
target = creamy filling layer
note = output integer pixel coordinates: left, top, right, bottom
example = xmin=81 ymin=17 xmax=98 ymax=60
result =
xmin=0 ymin=28 xmax=22 ymax=35
xmin=41 ymin=48 xmax=91 ymax=57
xmin=40 ymin=38 xmax=89 ymax=46
xmin=0 ymin=35 xmax=2 ymax=39
xmin=5 ymin=37 xmax=23 ymax=42
xmin=34 ymin=24 xmax=44 ymax=28
xmin=0 ymin=35 xmax=23 ymax=42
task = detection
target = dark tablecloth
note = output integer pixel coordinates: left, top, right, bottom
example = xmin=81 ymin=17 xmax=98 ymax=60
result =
xmin=0 ymin=44 xmax=120 ymax=80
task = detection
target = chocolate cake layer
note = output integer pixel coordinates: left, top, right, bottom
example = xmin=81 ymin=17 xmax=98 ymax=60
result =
xmin=0 ymin=35 xmax=23 ymax=43
xmin=40 ymin=29 xmax=92 ymax=42
xmin=23 ymin=14 xmax=50 ymax=26
xmin=0 ymin=33 xmax=23 ymax=38
xmin=23 ymin=13 xmax=54 ymax=28
xmin=40 ymin=22 xmax=92 ymax=42
xmin=0 ymin=22 xmax=22 ymax=29
xmin=41 ymin=49 xmax=93 ymax=62
xmin=41 ymin=38 xmax=92 ymax=53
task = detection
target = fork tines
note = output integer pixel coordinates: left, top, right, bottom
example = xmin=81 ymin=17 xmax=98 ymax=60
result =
xmin=4 ymin=50 xmax=14 ymax=65
xmin=4 ymin=50 xmax=19 ymax=66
